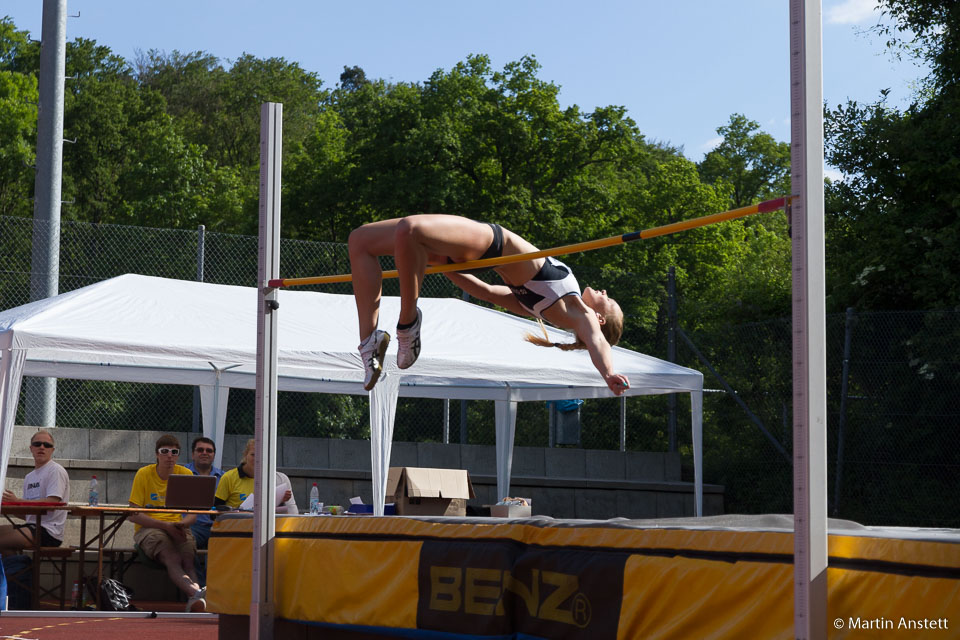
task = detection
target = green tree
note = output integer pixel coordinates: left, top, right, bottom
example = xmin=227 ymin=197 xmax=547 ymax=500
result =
xmin=60 ymin=40 xmax=244 ymax=230
xmin=283 ymin=108 xmax=354 ymax=241
xmin=876 ymin=0 xmax=959 ymax=90
xmin=338 ymin=65 xmax=368 ymax=92
xmin=0 ymin=19 xmax=39 ymax=218
xmin=137 ymin=50 xmax=325 ymax=169
xmin=293 ymin=55 xmax=665 ymax=244
xmin=0 ymin=17 xmax=39 ymax=73
xmin=697 ymin=114 xmax=791 ymax=209
xmin=825 ymin=0 xmax=960 ymax=311
xmin=0 ymin=69 xmax=37 ymax=217
xmin=136 ymin=50 xmax=326 ymax=232
xmin=819 ymin=0 xmax=960 ymax=527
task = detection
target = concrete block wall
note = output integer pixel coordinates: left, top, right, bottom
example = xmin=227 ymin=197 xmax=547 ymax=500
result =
xmin=5 ymin=425 xmax=723 ymax=544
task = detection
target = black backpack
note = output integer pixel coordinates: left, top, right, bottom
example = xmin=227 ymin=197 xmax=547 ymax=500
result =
xmin=86 ymin=577 xmax=138 ymax=611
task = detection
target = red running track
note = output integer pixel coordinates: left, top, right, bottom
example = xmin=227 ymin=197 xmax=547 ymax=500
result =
xmin=0 ymin=615 xmax=217 ymax=639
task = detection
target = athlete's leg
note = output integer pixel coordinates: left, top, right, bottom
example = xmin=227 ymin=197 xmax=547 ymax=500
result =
xmin=348 ymin=219 xmax=403 ymax=340
xmin=393 ymin=215 xmax=494 ymax=324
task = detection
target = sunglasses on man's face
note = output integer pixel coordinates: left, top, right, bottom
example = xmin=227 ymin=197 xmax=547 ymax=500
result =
xmin=194 ymin=447 xmax=215 ymax=454
xmin=157 ymin=448 xmax=180 ymax=456
xmin=31 ymin=441 xmax=54 ymax=449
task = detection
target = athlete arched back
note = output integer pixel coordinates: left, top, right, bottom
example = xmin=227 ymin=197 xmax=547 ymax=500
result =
xmin=347 ymin=214 xmax=630 ymax=394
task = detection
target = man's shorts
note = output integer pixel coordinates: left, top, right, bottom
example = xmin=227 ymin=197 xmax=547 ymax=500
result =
xmin=134 ymin=525 xmax=197 ymax=561
xmin=15 ymin=523 xmax=62 ymax=547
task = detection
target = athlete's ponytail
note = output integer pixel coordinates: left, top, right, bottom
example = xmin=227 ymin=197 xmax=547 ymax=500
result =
xmin=525 ymin=314 xmax=623 ymax=351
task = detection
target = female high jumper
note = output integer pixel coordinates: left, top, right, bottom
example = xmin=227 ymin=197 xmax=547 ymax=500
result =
xmin=349 ymin=214 xmax=631 ymax=395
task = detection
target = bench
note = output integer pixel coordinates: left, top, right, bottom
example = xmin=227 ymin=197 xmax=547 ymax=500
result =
xmin=101 ymin=546 xmax=209 ymax=606
xmin=105 ymin=546 xmax=208 ymax=582
xmin=4 ymin=546 xmax=77 ymax=609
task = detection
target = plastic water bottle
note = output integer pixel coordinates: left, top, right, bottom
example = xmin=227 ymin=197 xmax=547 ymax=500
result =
xmin=309 ymin=483 xmax=320 ymax=514
xmin=88 ymin=475 xmax=99 ymax=506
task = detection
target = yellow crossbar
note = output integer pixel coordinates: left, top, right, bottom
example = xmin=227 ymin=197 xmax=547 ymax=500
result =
xmin=269 ymin=197 xmax=788 ymax=288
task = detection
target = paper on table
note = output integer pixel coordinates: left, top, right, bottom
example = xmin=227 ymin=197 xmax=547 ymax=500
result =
xmin=238 ymin=482 xmax=290 ymax=511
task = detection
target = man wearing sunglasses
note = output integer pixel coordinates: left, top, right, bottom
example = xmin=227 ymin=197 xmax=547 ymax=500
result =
xmin=127 ymin=435 xmax=206 ymax=612
xmin=0 ymin=429 xmax=70 ymax=552
xmin=183 ymin=437 xmax=223 ymax=586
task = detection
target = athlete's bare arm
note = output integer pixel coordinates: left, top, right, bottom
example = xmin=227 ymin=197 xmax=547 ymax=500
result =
xmin=444 ymin=272 xmax=527 ymax=316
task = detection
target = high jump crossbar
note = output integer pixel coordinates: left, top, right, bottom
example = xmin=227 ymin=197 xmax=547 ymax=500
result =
xmin=268 ymin=196 xmax=789 ymax=288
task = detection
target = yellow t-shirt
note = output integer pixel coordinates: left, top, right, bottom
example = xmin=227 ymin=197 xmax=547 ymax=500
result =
xmin=214 ymin=467 xmax=254 ymax=509
xmin=129 ymin=463 xmax=194 ymax=531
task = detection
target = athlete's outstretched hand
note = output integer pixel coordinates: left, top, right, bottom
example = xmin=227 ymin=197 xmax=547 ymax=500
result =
xmin=605 ymin=373 xmax=630 ymax=396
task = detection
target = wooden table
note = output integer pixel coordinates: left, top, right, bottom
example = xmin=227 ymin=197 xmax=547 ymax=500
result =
xmin=2 ymin=503 xmax=217 ymax=609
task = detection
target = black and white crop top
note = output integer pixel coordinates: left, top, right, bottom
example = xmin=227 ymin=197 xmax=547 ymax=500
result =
xmin=507 ymin=257 xmax=581 ymax=319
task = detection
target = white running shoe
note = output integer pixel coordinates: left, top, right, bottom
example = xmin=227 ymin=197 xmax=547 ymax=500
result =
xmin=359 ymin=329 xmax=390 ymax=390
xmin=396 ymin=309 xmax=422 ymax=370
xmin=186 ymin=586 xmax=206 ymax=612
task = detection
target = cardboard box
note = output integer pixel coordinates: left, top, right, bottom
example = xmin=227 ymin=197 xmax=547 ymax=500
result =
xmin=386 ymin=467 xmax=475 ymax=516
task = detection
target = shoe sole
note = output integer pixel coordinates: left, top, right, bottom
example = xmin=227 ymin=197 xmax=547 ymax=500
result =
xmin=363 ymin=333 xmax=390 ymax=391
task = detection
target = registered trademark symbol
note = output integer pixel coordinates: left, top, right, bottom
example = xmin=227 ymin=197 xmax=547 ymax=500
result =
xmin=571 ymin=593 xmax=591 ymax=628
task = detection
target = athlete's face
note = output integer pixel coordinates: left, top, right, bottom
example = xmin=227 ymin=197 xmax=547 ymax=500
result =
xmin=582 ymin=287 xmax=621 ymax=321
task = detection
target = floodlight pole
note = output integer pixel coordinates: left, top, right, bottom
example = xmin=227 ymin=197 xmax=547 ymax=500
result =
xmin=25 ymin=0 xmax=68 ymax=428
xmin=789 ymin=1 xmax=828 ymax=638
xmin=252 ymin=102 xmax=282 ymax=640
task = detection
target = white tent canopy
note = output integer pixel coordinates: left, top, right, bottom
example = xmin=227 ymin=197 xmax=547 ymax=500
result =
xmin=0 ymin=274 xmax=704 ymax=511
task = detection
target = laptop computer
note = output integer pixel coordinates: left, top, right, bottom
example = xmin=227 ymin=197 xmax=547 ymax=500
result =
xmin=165 ymin=474 xmax=217 ymax=510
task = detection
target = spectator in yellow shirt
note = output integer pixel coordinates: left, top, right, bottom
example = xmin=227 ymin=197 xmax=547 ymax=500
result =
xmin=127 ymin=434 xmax=206 ymax=612
xmin=214 ymin=438 xmax=298 ymax=513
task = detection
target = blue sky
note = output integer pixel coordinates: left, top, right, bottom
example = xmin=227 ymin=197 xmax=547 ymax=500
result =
xmin=5 ymin=0 xmax=926 ymax=174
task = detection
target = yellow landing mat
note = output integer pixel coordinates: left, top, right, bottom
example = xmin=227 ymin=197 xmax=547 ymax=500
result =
xmin=208 ymin=514 xmax=960 ymax=639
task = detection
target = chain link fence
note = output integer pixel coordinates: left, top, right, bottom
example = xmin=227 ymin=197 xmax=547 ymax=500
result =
xmin=677 ymin=310 xmax=960 ymax=527
xmin=3 ymin=215 xmax=958 ymax=526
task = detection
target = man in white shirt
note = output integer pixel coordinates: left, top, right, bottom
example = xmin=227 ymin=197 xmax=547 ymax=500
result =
xmin=0 ymin=429 xmax=71 ymax=550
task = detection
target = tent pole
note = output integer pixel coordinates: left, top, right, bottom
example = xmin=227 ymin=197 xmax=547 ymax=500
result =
xmin=667 ymin=267 xmax=677 ymax=452
xmin=443 ymin=399 xmax=450 ymax=444
xmin=0 ymin=345 xmax=28 ymax=493
xmin=495 ymin=400 xmax=518 ymax=501
xmin=192 ymin=224 xmax=205 ymax=434
xmin=619 ymin=397 xmax=626 ymax=452
xmin=691 ymin=391 xmax=703 ymax=517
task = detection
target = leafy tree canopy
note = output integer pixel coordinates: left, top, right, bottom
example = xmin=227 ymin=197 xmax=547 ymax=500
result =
xmin=697 ymin=113 xmax=791 ymax=209
xmin=825 ymin=0 xmax=960 ymax=311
